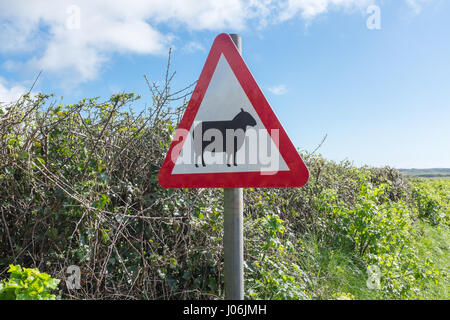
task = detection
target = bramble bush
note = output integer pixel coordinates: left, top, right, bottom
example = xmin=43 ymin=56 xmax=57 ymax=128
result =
xmin=412 ymin=182 xmax=447 ymax=226
xmin=0 ymin=265 xmax=60 ymax=300
xmin=245 ymin=213 xmax=308 ymax=300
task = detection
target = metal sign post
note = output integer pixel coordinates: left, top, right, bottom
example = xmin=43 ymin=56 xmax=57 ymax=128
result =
xmin=158 ymin=32 xmax=310 ymax=300
xmin=224 ymin=187 xmax=244 ymax=300
xmin=224 ymin=34 xmax=244 ymax=301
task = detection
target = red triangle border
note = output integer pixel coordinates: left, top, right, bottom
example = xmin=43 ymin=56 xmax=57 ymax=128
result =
xmin=158 ymin=33 xmax=309 ymax=188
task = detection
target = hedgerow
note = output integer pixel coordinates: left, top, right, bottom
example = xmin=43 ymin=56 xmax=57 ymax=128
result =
xmin=0 ymin=60 xmax=448 ymax=300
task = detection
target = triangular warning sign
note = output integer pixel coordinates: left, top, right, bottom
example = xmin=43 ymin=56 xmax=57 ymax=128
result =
xmin=158 ymin=33 xmax=309 ymax=188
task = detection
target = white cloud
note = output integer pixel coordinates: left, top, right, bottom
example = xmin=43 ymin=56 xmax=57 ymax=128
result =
xmin=0 ymin=0 xmax=428 ymax=87
xmin=0 ymin=1 xmax=172 ymax=85
xmin=182 ymin=41 xmax=206 ymax=54
xmin=0 ymin=77 xmax=28 ymax=104
xmin=268 ymin=84 xmax=288 ymax=95
xmin=278 ymin=0 xmax=375 ymax=21
xmin=405 ymin=0 xmax=432 ymax=15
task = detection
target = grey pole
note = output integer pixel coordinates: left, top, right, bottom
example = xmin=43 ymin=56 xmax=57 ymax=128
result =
xmin=224 ymin=33 xmax=244 ymax=300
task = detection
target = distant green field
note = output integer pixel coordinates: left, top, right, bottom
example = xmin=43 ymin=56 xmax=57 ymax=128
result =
xmin=399 ymin=168 xmax=450 ymax=179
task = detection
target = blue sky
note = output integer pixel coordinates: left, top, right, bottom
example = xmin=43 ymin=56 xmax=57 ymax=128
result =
xmin=0 ymin=0 xmax=449 ymax=168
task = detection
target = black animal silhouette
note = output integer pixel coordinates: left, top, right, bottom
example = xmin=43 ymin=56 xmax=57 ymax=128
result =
xmin=193 ymin=108 xmax=257 ymax=167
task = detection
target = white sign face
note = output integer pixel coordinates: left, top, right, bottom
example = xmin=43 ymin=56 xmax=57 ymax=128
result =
xmin=171 ymin=54 xmax=289 ymax=175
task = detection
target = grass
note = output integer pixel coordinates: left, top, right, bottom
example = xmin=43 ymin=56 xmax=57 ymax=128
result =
xmin=411 ymin=222 xmax=449 ymax=299
xmin=315 ymin=246 xmax=378 ymax=300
